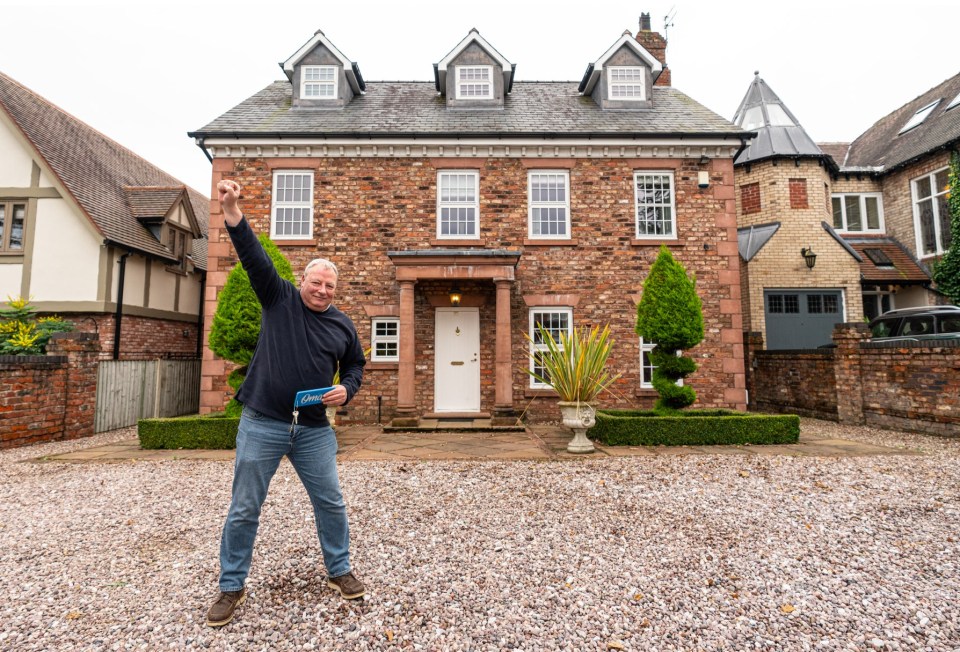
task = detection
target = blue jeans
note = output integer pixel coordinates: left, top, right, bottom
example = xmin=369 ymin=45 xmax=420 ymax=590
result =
xmin=218 ymin=407 xmax=351 ymax=591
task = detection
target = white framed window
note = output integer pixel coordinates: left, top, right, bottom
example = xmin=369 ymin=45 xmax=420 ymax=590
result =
xmin=371 ymin=318 xmax=399 ymax=362
xmin=899 ymin=100 xmax=940 ymax=134
xmin=528 ymin=308 xmax=572 ymax=389
xmin=271 ymin=171 xmax=314 ymax=239
xmin=912 ymin=167 xmax=951 ymax=257
xmin=639 ymin=338 xmax=656 ymax=389
xmin=528 ymin=171 xmax=570 ymax=239
xmin=437 ymin=171 xmax=479 ymax=239
xmin=634 ymin=172 xmax=676 ymax=238
xmin=831 ymin=193 xmax=884 ymax=232
xmin=608 ymin=66 xmax=645 ymax=100
xmin=301 ymin=66 xmax=337 ymax=98
xmin=455 ymin=66 xmax=493 ymax=99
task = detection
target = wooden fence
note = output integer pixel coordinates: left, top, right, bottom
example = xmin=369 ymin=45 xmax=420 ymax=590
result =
xmin=94 ymin=359 xmax=201 ymax=432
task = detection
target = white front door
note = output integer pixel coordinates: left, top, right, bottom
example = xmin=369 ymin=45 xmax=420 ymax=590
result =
xmin=434 ymin=308 xmax=480 ymax=412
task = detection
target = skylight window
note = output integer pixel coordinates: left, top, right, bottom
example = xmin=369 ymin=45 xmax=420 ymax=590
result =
xmin=947 ymin=91 xmax=960 ymax=111
xmin=766 ymin=104 xmax=794 ymax=126
xmin=739 ymin=106 xmax=763 ymax=130
xmin=864 ymin=248 xmax=894 ymax=267
xmin=899 ymin=100 xmax=940 ymax=134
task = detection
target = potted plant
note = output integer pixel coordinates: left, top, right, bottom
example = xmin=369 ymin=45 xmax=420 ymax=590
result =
xmin=525 ymin=324 xmax=620 ymax=453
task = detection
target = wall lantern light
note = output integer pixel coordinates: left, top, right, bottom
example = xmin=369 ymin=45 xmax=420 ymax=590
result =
xmin=801 ymin=246 xmax=817 ymax=269
xmin=449 ymin=284 xmax=462 ymax=306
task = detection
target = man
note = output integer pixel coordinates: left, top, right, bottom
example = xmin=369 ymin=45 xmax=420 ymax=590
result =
xmin=207 ymin=179 xmax=367 ymax=627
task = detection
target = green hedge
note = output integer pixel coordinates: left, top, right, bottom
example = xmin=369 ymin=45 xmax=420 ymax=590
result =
xmin=138 ymin=413 xmax=240 ymax=450
xmin=589 ymin=409 xmax=800 ymax=447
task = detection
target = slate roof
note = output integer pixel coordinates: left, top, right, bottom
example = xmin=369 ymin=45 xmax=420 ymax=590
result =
xmin=817 ymin=142 xmax=851 ymax=168
xmin=732 ymin=73 xmax=824 ymax=166
xmin=844 ymin=72 xmax=960 ymax=173
xmin=189 ymin=81 xmax=744 ymax=138
xmin=843 ymin=235 xmax=931 ymax=285
xmin=0 ymin=71 xmax=209 ymax=269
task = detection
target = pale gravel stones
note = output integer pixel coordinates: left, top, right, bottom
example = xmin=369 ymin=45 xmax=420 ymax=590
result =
xmin=0 ymin=420 xmax=958 ymax=651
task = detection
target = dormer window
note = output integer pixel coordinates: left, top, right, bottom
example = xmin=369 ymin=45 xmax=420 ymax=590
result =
xmin=608 ymin=67 xmax=645 ymax=100
xmin=456 ymin=66 xmax=493 ymax=99
xmin=900 ymin=100 xmax=940 ymax=134
xmin=302 ymin=66 xmax=337 ymax=98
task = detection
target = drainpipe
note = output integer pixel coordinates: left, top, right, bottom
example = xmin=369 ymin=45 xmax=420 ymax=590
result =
xmin=113 ymin=252 xmax=131 ymax=360
xmin=196 ymin=270 xmax=206 ymax=357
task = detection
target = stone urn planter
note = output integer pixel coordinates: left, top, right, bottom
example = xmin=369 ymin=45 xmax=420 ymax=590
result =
xmin=558 ymin=401 xmax=597 ymax=453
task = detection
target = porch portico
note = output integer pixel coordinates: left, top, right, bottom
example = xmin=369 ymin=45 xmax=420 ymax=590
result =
xmin=387 ymin=250 xmax=521 ymax=427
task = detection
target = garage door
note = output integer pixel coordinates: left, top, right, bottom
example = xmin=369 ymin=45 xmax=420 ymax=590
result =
xmin=764 ymin=290 xmax=844 ymax=349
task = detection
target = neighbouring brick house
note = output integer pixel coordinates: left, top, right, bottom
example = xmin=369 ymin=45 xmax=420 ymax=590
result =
xmin=190 ymin=16 xmax=752 ymax=426
xmin=732 ymin=71 xmax=959 ymax=349
xmin=0 ymin=71 xmax=209 ymax=360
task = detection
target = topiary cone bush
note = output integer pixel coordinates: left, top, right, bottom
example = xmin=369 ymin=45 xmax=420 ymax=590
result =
xmin=209 ymin=233 xmax=296 ymax=414
xmin=635 ymin=245 xmax=705 ymax=411
xmin=932 ymin=150 xmax=960 ymax=304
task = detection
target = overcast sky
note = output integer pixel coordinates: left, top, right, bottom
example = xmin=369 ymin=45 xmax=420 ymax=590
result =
xmin=1 ymin=0 xmax=958 ymax=194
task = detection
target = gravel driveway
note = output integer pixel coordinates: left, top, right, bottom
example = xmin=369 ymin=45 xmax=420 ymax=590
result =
xmin=0 ymin=419 xmax=958 ymax=651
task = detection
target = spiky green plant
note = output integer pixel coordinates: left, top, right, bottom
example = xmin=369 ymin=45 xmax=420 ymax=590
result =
xmin=524 ymin=324 xmax=621 ymax=403
xmin=0 ymin=295 xmax=73 ymax=355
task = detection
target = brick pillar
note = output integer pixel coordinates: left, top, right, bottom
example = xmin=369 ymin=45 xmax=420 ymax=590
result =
xmin=743 ymin=331 xmax=764 ymax=410
xmin=833 ymin=322 xmax=868 ymax=425
xmin=492 ymin=279 xmax=516 ymax=425
xmin=47 ymin=332 xmax=100 ymax=440
xmin=393 ymin=280 xmax=419 ymax=427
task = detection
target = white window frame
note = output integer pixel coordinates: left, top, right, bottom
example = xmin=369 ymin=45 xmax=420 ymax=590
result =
xmin=607 ymin=66 xmax=646 ymax=101
xmin=947 ymin=92 xmax=960 ymax=111
xmin=634 ymin=171 xmax=676 ymax=239
xmin=301 ymin=65 xmax=337 ymax=99
xmin=271 ymin=171 xmax=314 ymax=240
xmin=436 ymin=171 xmax=479 ymax=239
xmin=831 ymin=193 xmax=885 ymax=233
xmin=639 ymin=338 xmax=656 ymax=389
xmin=528 ymin=307 xmax=573 ymax=389
xmin=0 ymin=200 xmax=26 ymax=252
xmin=455 ymin=66 xmax=493 ymax=99
xmin=912 ymin=167 xmax=951 ymax=258
xmin=899 ymin=100 xmax=940 ymax=134
xmin=527 ymin=171 xmax=571 ymax=239
xmin=371 ymin=317 xmax=399 ymax=362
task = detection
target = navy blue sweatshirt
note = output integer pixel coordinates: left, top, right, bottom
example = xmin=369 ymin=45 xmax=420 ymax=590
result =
xmin=226 ymin=218 xmax=365 ymax=427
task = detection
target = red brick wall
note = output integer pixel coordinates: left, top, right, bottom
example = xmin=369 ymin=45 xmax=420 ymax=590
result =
xmin=203 ymin=155 xmax=745 ymax=423
xmin=789 ymin=178 xmax=808 ymax=209
xmin=67 ymin=313 xmax=199 ymax=361
xmin=746 ymin=325 xmax=960 ymax=437
xmin=741 ymin=182 xmax=761 ymax=214
xmin=0 ymin=332 xmax=100 ymax=449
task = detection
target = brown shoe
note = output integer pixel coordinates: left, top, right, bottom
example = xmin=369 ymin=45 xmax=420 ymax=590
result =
xmin=327 ymin=572 xmax=365 ymax=599
xmin=206 ymin=588 xmax=246 ymax=627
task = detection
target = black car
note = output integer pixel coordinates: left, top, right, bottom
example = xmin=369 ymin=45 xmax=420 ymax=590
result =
xmin=867 ymin=305 xmax=960 ymax=341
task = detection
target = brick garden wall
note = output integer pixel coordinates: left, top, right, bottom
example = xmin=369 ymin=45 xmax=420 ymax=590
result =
xmin=0 ymin=332 xmax=99 ymax=449
xmin=747 ymin=323 xmax=960 ymax=437
xmin=68 ymin=313 xmax=200 ymax=361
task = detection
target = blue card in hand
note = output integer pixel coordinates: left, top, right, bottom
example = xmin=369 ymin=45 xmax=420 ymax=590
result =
xmin=294 ymin=387 xmax=335 ymax=409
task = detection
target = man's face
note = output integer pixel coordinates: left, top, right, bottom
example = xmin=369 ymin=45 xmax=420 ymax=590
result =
xmin=300 ymin=266 xmax=337 ymax=312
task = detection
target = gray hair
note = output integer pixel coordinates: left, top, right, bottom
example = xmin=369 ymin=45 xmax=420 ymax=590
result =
xmin=303 ymin=258 xmax=339 ymax=278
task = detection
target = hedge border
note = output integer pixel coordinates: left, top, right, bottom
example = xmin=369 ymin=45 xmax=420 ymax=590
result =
xmin=589 ymin=409 xmax=800 ymax=446
xmin=138 ymin=414 xmax=240 ymax=450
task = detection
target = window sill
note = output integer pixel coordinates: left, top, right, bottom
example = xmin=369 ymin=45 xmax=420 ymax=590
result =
xmin=634 ymin=388 xmax=658 ymax=397
xmin=523 ymin=238 xmax=578 ymax=246
xmin=630 ymin=238 xmax=680 ymax=247
xmin=272 ymin=238 xmax=317 ymax=246
xmin=524 ymin=388 xmax=559 ymax=398
xmin=429 ymin=238 xmax=486 ymax=247
xmin=0 ymin=254 xmax=24 ymax=263
xmin=366 ymin=361 xmax=398 ymax=371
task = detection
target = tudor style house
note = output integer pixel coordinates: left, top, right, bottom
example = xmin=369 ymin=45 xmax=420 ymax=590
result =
xmin=732 ymin=71 xmax=959 ymax=350
xmin=0 ymin=71 xmax=209 ymax=360
xmin=190 ymin=16 xmax=751 ymax=425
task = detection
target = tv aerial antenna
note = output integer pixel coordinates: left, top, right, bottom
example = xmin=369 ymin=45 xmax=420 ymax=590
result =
xmin=663 ymin=6 xmax=677 ymax=41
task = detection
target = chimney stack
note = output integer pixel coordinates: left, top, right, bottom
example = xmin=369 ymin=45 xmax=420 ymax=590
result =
xmin=635 ymin=11 xmax=670 ymax=86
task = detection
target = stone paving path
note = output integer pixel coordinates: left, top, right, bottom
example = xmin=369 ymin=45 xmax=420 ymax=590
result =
xmin=39 ymin=423 xmax=921 ymax=463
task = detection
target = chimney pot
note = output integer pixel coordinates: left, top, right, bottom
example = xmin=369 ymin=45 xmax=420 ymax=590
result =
xmin=639 ymin=12 xmax=652 ymax=31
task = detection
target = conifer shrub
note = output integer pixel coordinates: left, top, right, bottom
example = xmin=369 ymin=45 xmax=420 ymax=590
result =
xmin=635 ymin=246 xmax=705 ymax=410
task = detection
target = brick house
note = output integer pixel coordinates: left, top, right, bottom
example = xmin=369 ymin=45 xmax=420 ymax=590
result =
xmin=190 ymin=16 xmax=751 ymax=426
xmin=732 ymin=71 xmax=958 ymax=349
xmin=0 ymin=71 xmax=209 ymax=360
